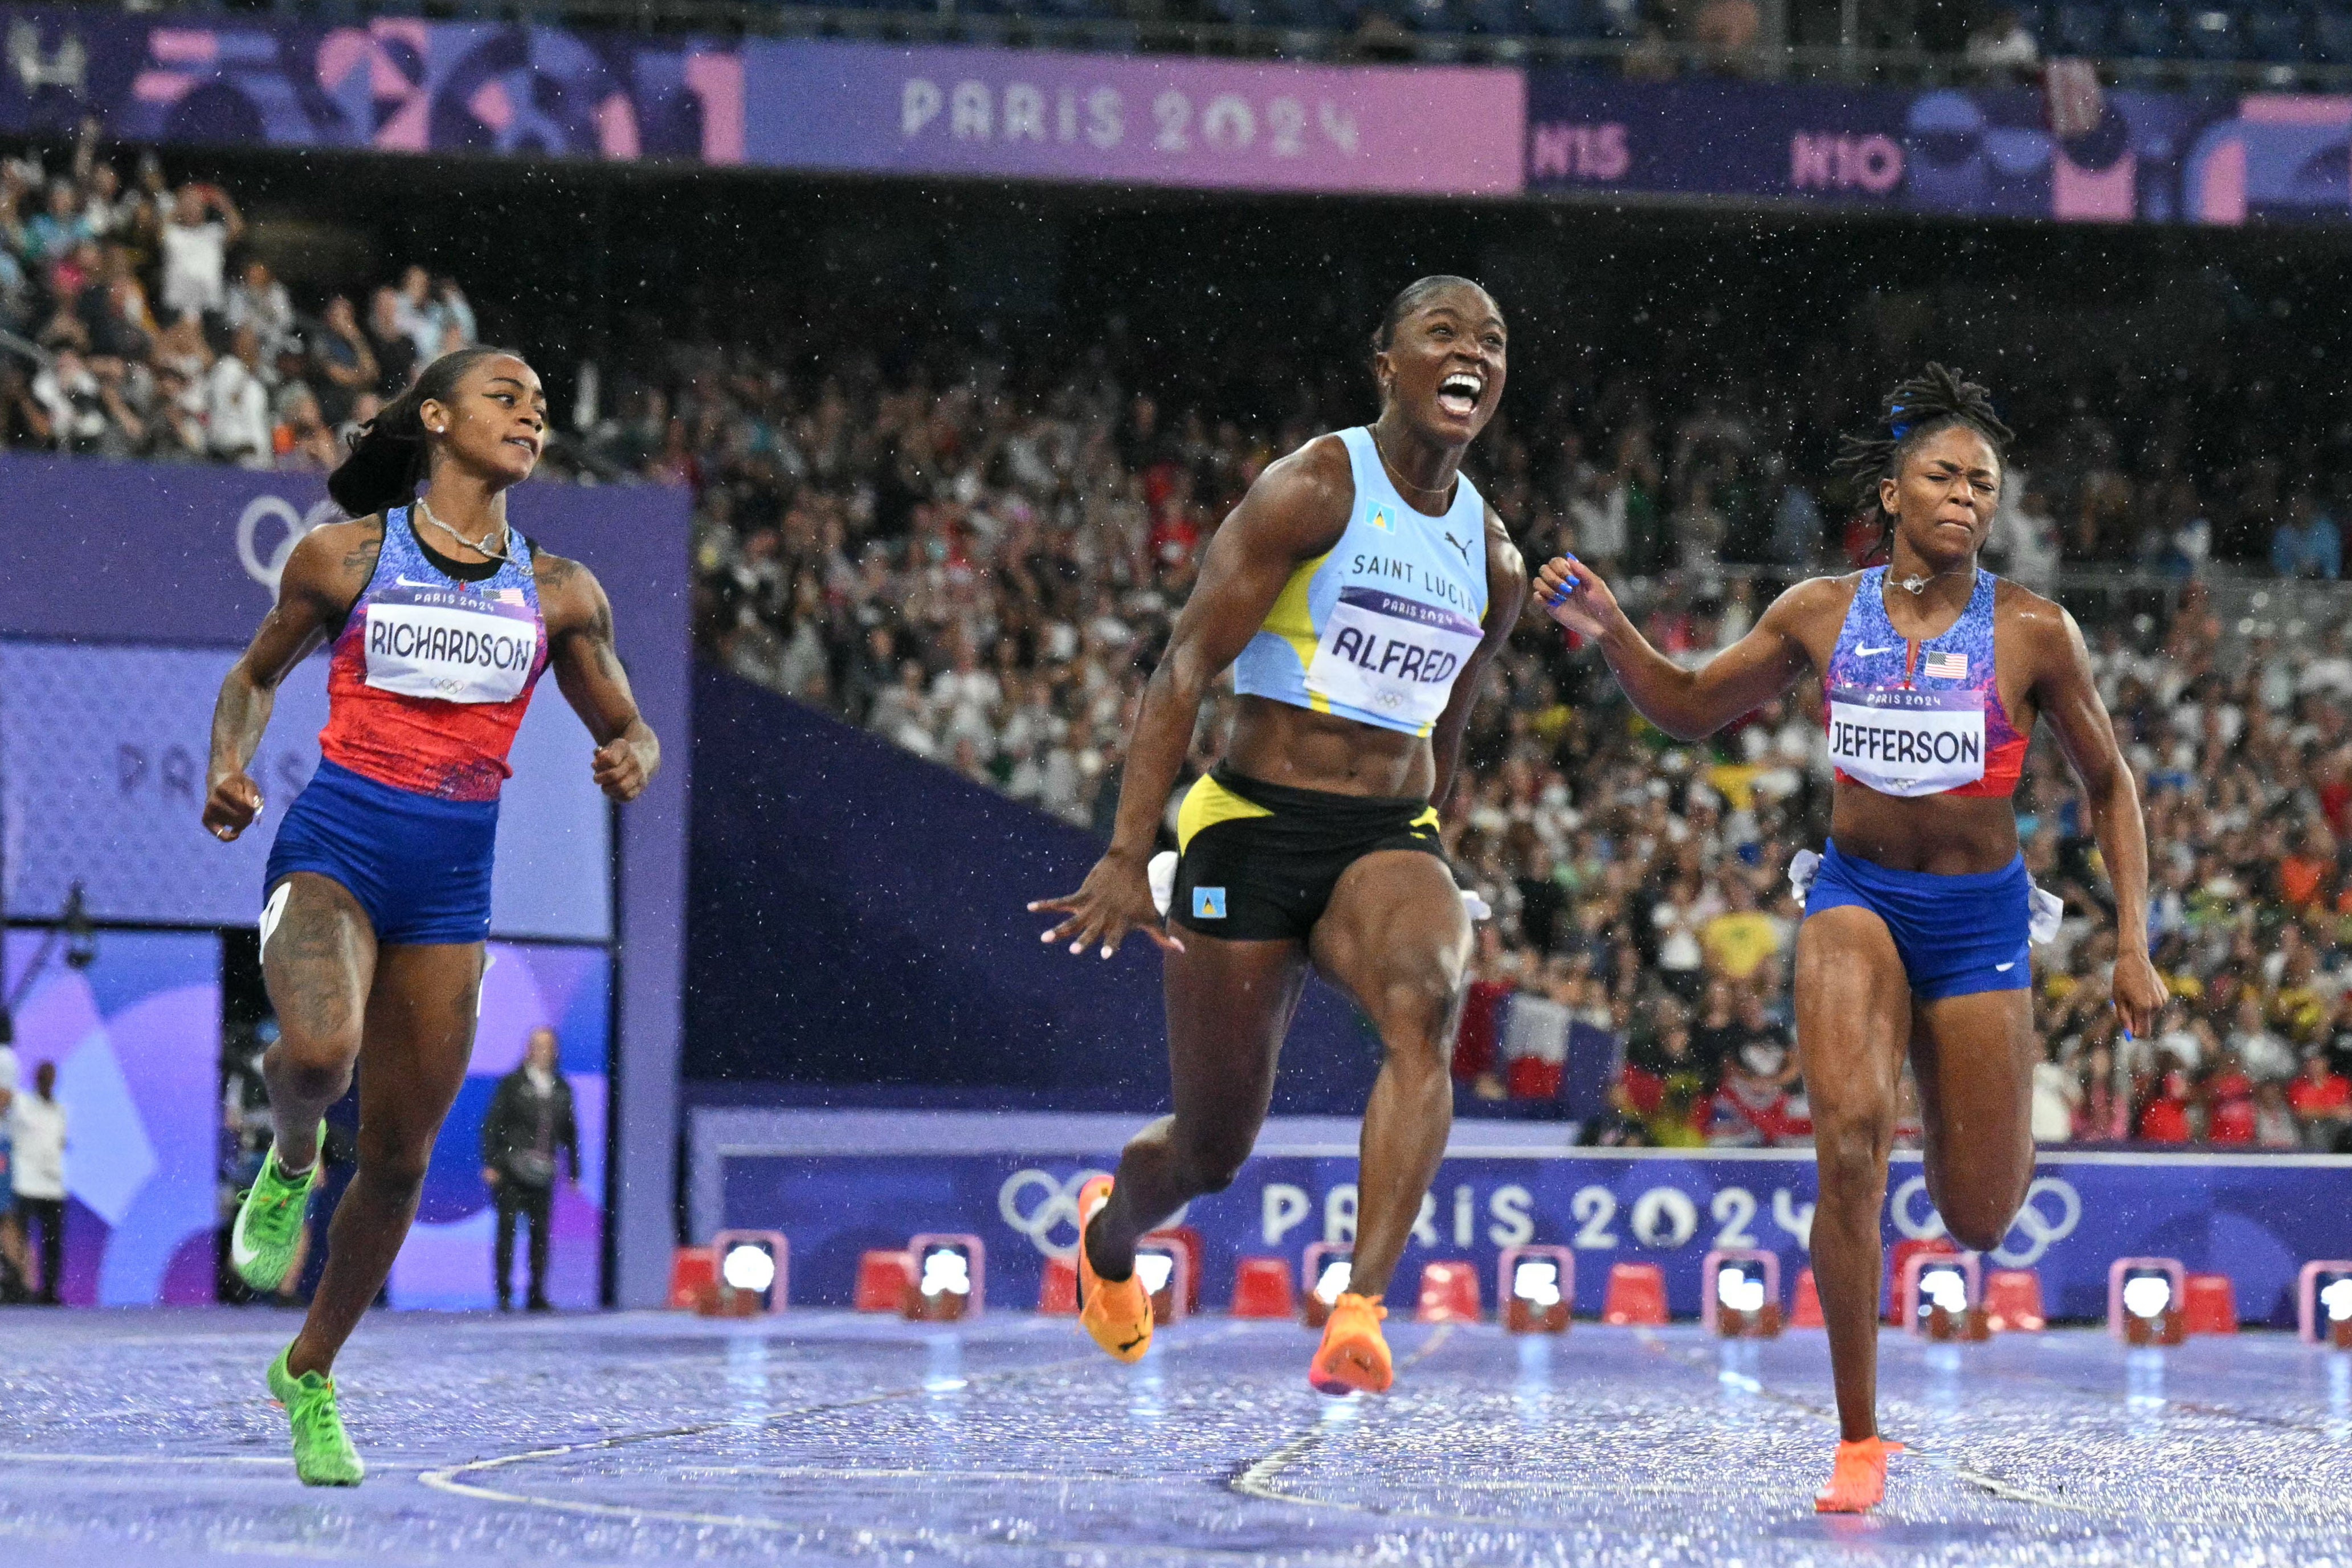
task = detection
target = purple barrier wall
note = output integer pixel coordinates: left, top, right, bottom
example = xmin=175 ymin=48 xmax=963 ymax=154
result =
xmin=687 ymin=667 xmax=1384 ymax=1112
xmin=1525 ymin=71 xmax=2351 ymax=227
xmin=0 ymin=455 xmax=691 ymax=1307
xmin=698 ymin=1109 xmax=2352 ymax=1325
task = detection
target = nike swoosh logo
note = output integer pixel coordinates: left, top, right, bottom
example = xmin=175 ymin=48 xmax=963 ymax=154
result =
xmin=395 ymin=575 xmax=451 ymax=590
xmin=230 ymin=1215 xmax=260 ymax=1271
xmin=1117 ymin=1332 xmax=1148 ymax=1353
xmin=1855 ymin=644 xmax=1898 ymax=656
xmin=1994 ymin=962 xmax=2016 ymax=972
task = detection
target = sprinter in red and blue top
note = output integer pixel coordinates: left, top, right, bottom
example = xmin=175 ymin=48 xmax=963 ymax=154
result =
xmin=1534 ymin=365 xmax=2166 ymax=1516
xmin=201 ymin=346 xmax=659 ymax=1487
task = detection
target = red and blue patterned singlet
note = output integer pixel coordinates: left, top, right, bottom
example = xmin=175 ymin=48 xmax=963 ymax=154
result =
xmin=1821 ymin=566 xmax=2025 ymax=800
xmin=317 ymin=505 xmax=552 ymax=802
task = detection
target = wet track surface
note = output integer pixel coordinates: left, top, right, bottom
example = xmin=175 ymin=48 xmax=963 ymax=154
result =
xmin=1 ymin=1308 xmax=2347 ymax=1565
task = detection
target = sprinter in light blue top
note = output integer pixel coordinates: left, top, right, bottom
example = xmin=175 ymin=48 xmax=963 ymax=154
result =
xmin=1031 ymin=277 xmax=1528 ymax=1400
xmin=1232 ymin=425 xmax=1491 ymax=738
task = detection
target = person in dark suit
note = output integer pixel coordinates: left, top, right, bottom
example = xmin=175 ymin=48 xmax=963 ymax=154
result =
xmin=479 ymin=1028 xmax=577 ymax=1312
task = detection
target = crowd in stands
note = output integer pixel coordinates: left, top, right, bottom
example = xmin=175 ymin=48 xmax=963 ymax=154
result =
xmin=0 ymin=127 xmax=478 ymax=468
xmin=10 ymin=135 xmax=2351 ymax=1154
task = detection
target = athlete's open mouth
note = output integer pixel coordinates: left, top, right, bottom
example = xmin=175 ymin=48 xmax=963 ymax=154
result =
xmin=1436 ymin=373 xmax=1483 ymax=418
xmin=505 ymin=436 xmax=539 ymax=455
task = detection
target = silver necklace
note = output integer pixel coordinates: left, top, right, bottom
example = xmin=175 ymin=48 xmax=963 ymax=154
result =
xmin=415 ymin=497 xmax=512 ymax=565
xmin=1893 ymin=563 xmax=1969 ymax=595
xmin=1371 ymin=429 xmax=1456 ymax=507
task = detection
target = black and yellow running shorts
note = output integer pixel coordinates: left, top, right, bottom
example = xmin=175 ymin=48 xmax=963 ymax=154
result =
xmin=1169 ymin=766 xmax=1444 ymax=942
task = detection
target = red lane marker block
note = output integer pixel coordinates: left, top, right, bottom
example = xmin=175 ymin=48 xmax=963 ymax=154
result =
xmin=1983 ymin=1268 xmax=2045 ymax=1332
xmin=1790 ymin=1267 xmax=1825 ymax=1329
xmin=1885 ymin=1238 xmax=1959 ymax=1325
xmin=1601 ymin=1261 xmax=1668 ymax=1326
xmin=1147 ymin=1226 xmax=1204 ymax=1314
xmin=2183 ymin=1272 xmax=2238 ymax=1335
xmin=854 ymin=1249 xmax=914 ymax=1313
xmin=1039 ymin=1254 xmax=1079 ymax=1316
xmin=1416 ymin=1261 xmax=1483 ymax=1324
xmin=1231 ymin=1257 xmax=1296 ymax=1320
xmin=667 ymin=1246 xmax=716 ymax=1311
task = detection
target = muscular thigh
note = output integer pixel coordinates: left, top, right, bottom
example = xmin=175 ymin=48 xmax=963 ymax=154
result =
xmin=356 ymin=944 xmax=487 ymax=1150
xmin=1909 ymin=987 xmax=2037 ymax=1195
xmin=1793 ymin=907 xmax=1913 ymax=1125
xmin=1162 ymin=934 xmax=1310 ymax=1125
xmin=262 ymin=873 xmax=378 ymax=1050
xmin=1309 ymin=851 xmax=1471 ymax=1039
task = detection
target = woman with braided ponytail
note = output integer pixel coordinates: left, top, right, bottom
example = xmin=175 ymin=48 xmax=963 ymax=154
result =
xmin=199 ymin=348 xmax=660 ymax=1485
xmin=1533 ymin=365 xmax=2165 ymax=1512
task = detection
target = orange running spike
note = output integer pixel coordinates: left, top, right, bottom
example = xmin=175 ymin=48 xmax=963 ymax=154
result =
xmin=1814 ymin=1436 xmax=1904 ymax=1513
xmin=1073 ymin=1175 xmax=1153 ymax=1363
xmin=1308 ymin=1292 xmax=1393 ymax=1395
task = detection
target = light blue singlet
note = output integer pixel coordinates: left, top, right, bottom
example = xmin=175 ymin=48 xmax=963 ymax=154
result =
xmin=1230 ymin=426 xmax=1491 ymax=738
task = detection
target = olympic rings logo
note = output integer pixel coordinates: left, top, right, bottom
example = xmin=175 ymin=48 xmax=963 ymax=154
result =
xmin=997 ymin=1169 xmax=1112 ymax=1261
xmin=1889 ymin=1174 xmax=2082 ymax=1266
xmin=237 ymin=495 xmax=345 ymax=594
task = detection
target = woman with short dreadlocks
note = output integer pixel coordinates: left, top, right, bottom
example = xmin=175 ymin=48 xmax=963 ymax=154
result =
xmin=1534 ymin=365 xmax=2165 ymax=1513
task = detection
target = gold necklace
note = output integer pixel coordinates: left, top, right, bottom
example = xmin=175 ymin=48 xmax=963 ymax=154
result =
xmin=1371 ymin=428 xmax=1456 ymax=508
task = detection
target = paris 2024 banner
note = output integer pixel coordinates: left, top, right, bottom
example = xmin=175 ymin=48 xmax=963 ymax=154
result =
xmin=1 ymin=5 xmax=2348 ymax=220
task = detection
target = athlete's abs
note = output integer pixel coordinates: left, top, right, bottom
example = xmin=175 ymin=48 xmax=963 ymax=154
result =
xmin=1224 ymin=695 xmax=1435 ymax=799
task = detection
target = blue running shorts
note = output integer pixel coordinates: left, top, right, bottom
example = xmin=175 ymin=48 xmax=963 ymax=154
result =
xmin=264 ymin=759 xmax=499 ymax=947
xmin=1793 ymin=840 xmax=2037 ymax=1001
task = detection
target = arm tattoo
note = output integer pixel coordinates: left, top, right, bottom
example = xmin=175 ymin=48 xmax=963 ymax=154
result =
xmin=536 ymin=553 xmax=583 ymax=593
xmin=587 ymin=602 xmax=623 ymax=679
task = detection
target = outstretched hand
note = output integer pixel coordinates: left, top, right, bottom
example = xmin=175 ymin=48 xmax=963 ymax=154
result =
xmin=1029 ymin=850 xmax=1185 ymax=960
xmin=1530 ymin=554 xmax=1624 ymax=643
xmin=203 ymin=772 xmax=263 ymax=842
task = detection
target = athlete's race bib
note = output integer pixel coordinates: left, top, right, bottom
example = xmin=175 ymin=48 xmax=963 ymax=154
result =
xmin=362 ymin=596 xmax=537 ymax=704
xmin=1827 ymin=685 xmax=1986 ymax=797
xmin=1304 ymin=587 xmax=1484 ymax=730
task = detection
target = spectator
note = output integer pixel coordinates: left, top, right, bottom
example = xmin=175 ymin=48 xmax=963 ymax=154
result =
xmin=2032 ymin=1041 xmax=2079 ymax=1142
xmin=1964 ymin=5 xmax=2040 ymax=68
xmin=2271 ymin=491 xmax=2341 ymax=580
xmin=2204 ymin=1052 xmax=2258 ymax=1144
xmin=1700 ymin=875 xmax=1781 ymax=982
xmin=308 ymin=295 xmax=378 ymax=424
xmin=2138 ymin=1064 xmax=2195 ymax=1142
xmin=2253 ymin=1081 xmax=2301 ymax=1148
xmin=366 ymin=285 xmax=420 ymax=391
xmin=206 ymin=322 xmax=271 ymax=467
xmin=0 ymin=1035 xmax=20 ymax=1298
xmin=2226 ymin=993 xmax=2298 ymax=1084
xmin=272 ymin=382 xmax=339 ymax=470
xmin=480 ymin=1028 xmax=579 ymax=1313
xmin=8 ymin=1060 xmax=67 ymax=1305
xmin=2289 ymin=1051 xmax=2351 ymax=1151
xmin=223 ymin=259 xmax=294 ymax=359
xmin=157 ymin=182 xmax=242 ymax=321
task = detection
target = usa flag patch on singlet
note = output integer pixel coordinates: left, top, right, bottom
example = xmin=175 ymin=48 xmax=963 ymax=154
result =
xmin=1924 ymin=650 xmax=1969 ymax=680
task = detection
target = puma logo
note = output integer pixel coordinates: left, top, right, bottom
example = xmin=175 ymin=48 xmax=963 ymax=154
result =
xmin=1444 ymin=530 xmax=1472 ymax=565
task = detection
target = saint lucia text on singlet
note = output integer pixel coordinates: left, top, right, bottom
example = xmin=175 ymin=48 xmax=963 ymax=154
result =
xmin=1304 ymin=586 xmax=1485 ymax=728
xmin=1826 ymin=685 xmax=1986 ymax=798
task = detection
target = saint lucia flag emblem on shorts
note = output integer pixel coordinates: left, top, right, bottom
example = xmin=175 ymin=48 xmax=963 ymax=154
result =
xmin=1192 ymin=887 xmax=1228 ymax=920
xmin=1370 ymin=507 xmax=1393 ymax=533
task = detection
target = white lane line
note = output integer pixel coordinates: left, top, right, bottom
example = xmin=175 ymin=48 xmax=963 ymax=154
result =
xmin=417 ymin=1322 xmax=1301 ymax=1559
